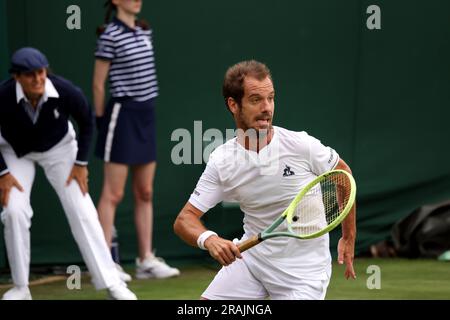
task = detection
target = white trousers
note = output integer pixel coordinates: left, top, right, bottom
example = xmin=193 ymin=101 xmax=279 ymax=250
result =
xmin=0 ymin=126 xmax=121 ymax=289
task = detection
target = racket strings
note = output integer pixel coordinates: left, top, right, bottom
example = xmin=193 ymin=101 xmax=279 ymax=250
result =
xmin=291 ymin=173 xmax=351 ymax=237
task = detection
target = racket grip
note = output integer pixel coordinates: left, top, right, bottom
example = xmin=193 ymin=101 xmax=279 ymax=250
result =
xmin=237 ymin=234 xmax=262 ymax=253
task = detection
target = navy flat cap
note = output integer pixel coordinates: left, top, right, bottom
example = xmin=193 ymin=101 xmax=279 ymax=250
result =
xmin=9 ymin=47 xmax=49 ymax=74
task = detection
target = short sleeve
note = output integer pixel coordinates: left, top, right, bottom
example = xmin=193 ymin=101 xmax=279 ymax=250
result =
xmin=95 ymin=33 xmax=115 ymax=61
xmin=188 ymin=161 xmax=224 ymax=213
xmin=308 ymin=134 xmax=340 ymax=175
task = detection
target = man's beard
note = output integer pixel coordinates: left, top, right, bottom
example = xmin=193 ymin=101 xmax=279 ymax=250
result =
xmin=237 ymin=111 xmax=273 ymax=144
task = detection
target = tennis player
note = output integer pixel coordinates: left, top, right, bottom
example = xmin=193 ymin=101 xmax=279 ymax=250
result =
xmin=173 ymin=60 xmax=356 ymax=300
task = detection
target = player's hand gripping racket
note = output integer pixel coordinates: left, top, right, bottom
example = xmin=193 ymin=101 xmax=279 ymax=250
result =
xmin=237 ymin=169 xmax=356 ymax=252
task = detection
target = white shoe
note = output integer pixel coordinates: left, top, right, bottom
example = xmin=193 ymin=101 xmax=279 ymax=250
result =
xmin=2 ymin=286 xmax=32 ymax=300
xmin=115 ymin=263 xmax=132 ymax=282
xmin=107 ymin=283 xmax=137 ymax=300
xmin=135 ymin=254 xmax=180 ymax=279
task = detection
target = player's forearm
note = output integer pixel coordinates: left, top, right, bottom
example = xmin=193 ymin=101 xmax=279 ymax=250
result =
xmin=341 ymin=204 xmax=356 ymax=239
xmin=174 ymin=208 xmax=207 ymax=248
xmin=334 ymin=158 xmax=356 ymax=239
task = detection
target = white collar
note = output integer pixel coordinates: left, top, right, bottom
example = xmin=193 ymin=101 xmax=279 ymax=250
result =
xmin=16 ymin=78 xmax=60 ymax=104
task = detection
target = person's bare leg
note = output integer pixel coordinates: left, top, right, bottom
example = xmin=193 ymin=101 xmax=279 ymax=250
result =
xmin=132 ymin=162 xmax=156 ymax=261
xmin=97 ymin=162 xmax=129 ymax=247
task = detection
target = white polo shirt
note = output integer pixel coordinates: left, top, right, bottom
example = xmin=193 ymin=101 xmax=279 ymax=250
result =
xmin=189 ymin=126 xmax=340 ymax=279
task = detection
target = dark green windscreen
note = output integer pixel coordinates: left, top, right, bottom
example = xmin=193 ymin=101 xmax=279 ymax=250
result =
xmin=1 ymin=0 xmax=449 ymax=267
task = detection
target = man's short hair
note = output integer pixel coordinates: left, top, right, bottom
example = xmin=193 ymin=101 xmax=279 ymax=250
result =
xmin=222 ymin=60 xmax=272 ymax=110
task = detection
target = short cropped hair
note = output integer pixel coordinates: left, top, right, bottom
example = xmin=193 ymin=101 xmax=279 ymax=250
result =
xmin=222 ymin=60 xmax=272 ymax=110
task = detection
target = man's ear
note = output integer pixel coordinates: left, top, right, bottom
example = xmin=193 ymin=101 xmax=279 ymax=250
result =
xmin=227 ymin=97 xmax=239 ymax=115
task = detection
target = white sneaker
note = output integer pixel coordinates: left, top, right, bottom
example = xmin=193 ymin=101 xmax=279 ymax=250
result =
xmin=2 ymin=286 xmax=32 ymax=300
xmin=107 ymin=283 xmax=137 ymax=300
xmin=135 ymin=254 xmax=180 ymax=279
xmin=115 ymin=263 xmax=132 ymax=282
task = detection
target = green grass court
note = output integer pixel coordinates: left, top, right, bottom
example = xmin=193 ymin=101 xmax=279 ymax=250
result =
xmin=1 ymin=258 xmax=449 ymax=300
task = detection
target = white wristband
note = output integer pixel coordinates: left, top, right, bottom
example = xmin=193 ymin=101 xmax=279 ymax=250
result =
xmin=197 ymin=230 xmax=218 ymax=250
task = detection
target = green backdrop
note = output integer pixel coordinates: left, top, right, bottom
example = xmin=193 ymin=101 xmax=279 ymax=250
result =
xmin=1 ymin=0 xmax=449 ymax=267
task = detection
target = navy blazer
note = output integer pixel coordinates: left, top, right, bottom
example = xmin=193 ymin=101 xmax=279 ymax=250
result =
xmin=0 ymin=74 xmax=94 ymax=174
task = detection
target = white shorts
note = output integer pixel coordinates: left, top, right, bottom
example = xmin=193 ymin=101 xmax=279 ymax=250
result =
xmin=202 ymin=255 xmax=331 ymax=300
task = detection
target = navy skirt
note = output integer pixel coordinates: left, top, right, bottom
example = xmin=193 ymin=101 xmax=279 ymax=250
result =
xmin=95 ymin=98 xmax=157 ymax=164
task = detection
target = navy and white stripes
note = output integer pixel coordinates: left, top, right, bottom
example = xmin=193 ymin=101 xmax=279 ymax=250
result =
xmin=95 ymin=17 xmax=159 ymax=102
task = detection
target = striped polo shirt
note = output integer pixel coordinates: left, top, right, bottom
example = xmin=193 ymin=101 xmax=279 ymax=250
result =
xmin=95 ymin=17 xmax=159 ymax=102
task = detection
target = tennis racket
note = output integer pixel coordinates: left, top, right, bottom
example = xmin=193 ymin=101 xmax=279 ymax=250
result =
xmin=237 ymin=169 xmax=356 ymax=252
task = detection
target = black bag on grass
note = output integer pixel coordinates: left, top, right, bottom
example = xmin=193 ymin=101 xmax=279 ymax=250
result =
xmin=391 ymin=200 xmax=450 ymax=258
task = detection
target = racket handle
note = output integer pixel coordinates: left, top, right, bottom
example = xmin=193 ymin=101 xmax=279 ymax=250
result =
xmin=237 ymin=234 xmax=262 ymax=253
